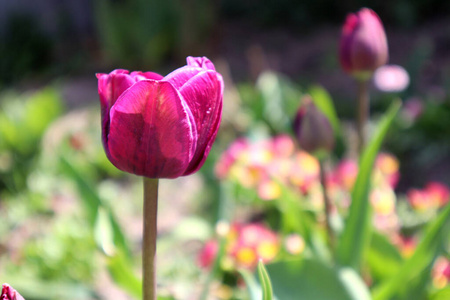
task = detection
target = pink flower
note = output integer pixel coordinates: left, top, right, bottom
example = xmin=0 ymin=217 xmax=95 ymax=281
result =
xmin=334 ymin=159 xmax=358 ymax=191
xmin=425 ymin=182 xmax=450 ymax=207
xmin=432 ymin=256 xmax=450 ymax=288
xmin=214 ymin=138 xmax=249 ymax=179
xmin=199 ymin=223 xmax=280 ymax=270
xmin=97 ymin=56 xmax=223 ymax=178
xmin=375 ymin=153 xmax=400 ymax=188
xmin=392 ymin=235 xmax=417 ymax=258
xmin=229 ymin=223 xmax=279 ymax=269
xmin=407 ymin=182 xmax=450 ymax=211
xmin=1 ymin=284 xmax=24 ymax=300
xmin=407 ymin=188 xmax=433 ymax=211
xmin=373 ymin=64 xmax=409 ymax=92
xmin=197 ymin=240 xmax=219 ymax=269
xmin=339 ymin=8 xmax=388 ymax=79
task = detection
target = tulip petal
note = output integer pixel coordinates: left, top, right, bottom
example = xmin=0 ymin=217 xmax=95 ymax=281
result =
xmin=186 ymin=56 xmax=216 ymax=71
xmin=107 ymin=80 xmax=196 ymax=178
xmin=163 ymin=66 xmax=204 ymax=91
xmin=351 ymin=9 xmax=388 ymax=70
xmin=97 ymin=70 xmax=135 ymax=109
xmin=130 ymin=71 xmax=164 ymax=81
xmin=163 ymin=57 xmax=215 ymax=90
xmin=97 ymin=70 xmax=137 ymax=149
xmin=178 ymin=70 xmax=224 ymax=175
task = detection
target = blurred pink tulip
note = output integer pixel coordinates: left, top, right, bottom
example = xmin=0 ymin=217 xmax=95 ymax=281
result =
xmin=339 ymin=8 xmax=388 ymax=79
xmin=97 ymin=57 xmax=223 ymax=178
xmin=197 ymin=240 xmax=218 ymax=269
xmin=1 ymin=284 xmax=24 ymax=300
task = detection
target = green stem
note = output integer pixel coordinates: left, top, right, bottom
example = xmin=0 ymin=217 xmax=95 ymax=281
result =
xmin=143 ymin=178 xmax=159 ymax=300
xmin=356 ymin=79 xmax=370 ymax=155
xmin=319 ymin=158 xmax=335 ymax=255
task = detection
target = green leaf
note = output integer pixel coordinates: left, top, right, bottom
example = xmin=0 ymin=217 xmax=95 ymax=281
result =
xmin=430 ymin=287 xmax=450 ymax=300
xmin=157 ymin=296 xmax=176 ymax=300
xmin=59 ymin=156 xmax=130 ymax=257
xmin=336 ymin=100 xmax=401 ymax=270
xmin=308 ymin=85 xmax=340 ymax=136
xmin=372 ymin=203 xmax=450 ymax=300
xmin=60 ymin=156 xmax=140 ymax=298
xmin=266 ymin=258 xmax=370 ymax=300
xmin=309 ymin=85 xmax=346 ymax=157
xmin=258 ymin=260 xmax=274 ymax=300
xmin=94 ymin=207 xmax=116 ymax=256
xmin=366 ymin=232 xmax=403 ymax=282
xmin=256 ymin=71 xmax=302 ymax=132
xmin=239 ymin=269 xmax=262 ymax=300
xmin=8 ymin=277 xmax=94 ymax=300
xmin=107 ymin=251 xmax=142 ymax=299
xmin=277 ymin=183 xmax=329 ymax=261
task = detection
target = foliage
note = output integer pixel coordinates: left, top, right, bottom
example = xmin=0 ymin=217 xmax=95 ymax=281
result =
xmin=0 ymin=71 xmax=449 ymax=300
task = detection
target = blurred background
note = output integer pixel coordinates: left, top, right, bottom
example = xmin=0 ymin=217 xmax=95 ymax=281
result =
xmin=1 ymin=0 xmax=450 ymax=185
xmin=0 ymin=0 xmax=450 ymax=299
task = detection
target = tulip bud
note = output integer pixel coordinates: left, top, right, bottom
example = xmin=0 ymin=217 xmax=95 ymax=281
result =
xmin=1 ymin=284 xmax=25 ymax=300
xmin=293 ymin=97 xmax=334 ymax=154
xmin=339 ymin=8 xmax=388 ymax=80
xmin=97 ymin=57 xmax=223 ymax=179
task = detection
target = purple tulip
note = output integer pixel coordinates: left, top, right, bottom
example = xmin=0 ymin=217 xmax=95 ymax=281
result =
xmin=339 ymin=8 xmax=388 ymax=79
xmin=1 ymin=284 xmax=25 ymax=300
xmin=97 ymin=56 xmax=223 ymax=178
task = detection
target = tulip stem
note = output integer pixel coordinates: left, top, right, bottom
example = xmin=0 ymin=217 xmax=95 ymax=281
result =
xmin=356 ymin=79 xmax=370 ymax=155
xmin=143 ymin=178 xmax=159 ymax=300
xmin=319 ymin=158 xmax=335 ymax=255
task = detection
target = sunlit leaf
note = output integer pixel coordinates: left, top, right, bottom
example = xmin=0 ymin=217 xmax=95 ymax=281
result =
xmin=366 ymin=232 xmax=403 ymax=282
xmin=372 ymin=203 xmax=450 ymax=300
xmin=258 ymin=260 xmax=274 ymax=300
xmin=308 ymin=85 xmax=340 ymax=136
xmin=336 ymin=100 xmax=401 ymax=270
xmin=59 ymin=156 xmax=130 ymax=256
xmin=240 ymin=269 xmax=262 ymax=300
xmin=309 ymin=85 xmax=345 ymax=157
xmin=107 ymin=251 xmax=142 ymax=299
xmin=266 ymin=258 xmax=370 ymax=300
xmin=430 ymin=287 xmax=450 ymax=300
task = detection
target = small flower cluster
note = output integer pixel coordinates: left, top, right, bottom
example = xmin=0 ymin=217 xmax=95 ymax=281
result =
xmin=215 ymin=135 xmax=318 ymax=201
xmin=198 ymin=223 xmax=281 ymax=270
xmin=214 ymin=135 xmax=450 ymax=256
xmin=432 ymin=256 xmax=450 ymax=289
xmin=329 ymin=153 xmax=400 ymax=234
xmin=215 ymin=135 xmax=400 ymax=226
xmin=407 ymin=182 xmax=449 ymax=212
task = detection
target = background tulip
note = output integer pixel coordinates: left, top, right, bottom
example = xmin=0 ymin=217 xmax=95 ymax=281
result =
xmin=1 ymin=284 xmax=25 ymax=300
xmin=293 ymin=97 xmax=335 ymax=154
xmin=339 ymin=8 xmax=388 ymax=79
xmin=97 ymin=56 xmax=223 ymax=179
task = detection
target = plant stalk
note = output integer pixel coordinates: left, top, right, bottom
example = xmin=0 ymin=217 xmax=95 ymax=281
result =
xmin=319 ymin=158 xmax=335 ymax=253
xmin=143 ymin=178 xmax=159 ymax=300
xmin=356 ymin=79 xmax=370 ymax=155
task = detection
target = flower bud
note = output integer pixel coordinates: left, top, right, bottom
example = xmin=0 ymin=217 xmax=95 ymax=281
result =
xmin=293 ymin=97 xmax=335 ymax=154
xmin=1 ymin=284 xmax=25 ymax=300
xmin=339 ymin=8 xmax=388 ymax=80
